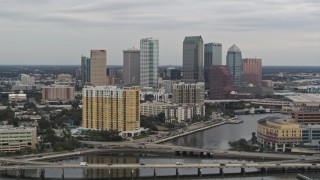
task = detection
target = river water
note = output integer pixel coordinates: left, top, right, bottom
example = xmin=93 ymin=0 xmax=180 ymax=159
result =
xmin=1 ymin=114 xmax=308 ymax=180
xmin=165 ymin=113 xmax=288 ymax=149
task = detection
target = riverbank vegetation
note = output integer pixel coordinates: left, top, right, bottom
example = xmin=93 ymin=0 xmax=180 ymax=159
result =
xmin=228 ymin=132 xmax=261 ymax=152
xmin=77 ymin=130 xmax=122 ymax=142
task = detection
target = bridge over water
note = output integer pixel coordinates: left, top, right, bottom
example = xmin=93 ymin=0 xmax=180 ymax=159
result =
xmin=1 ymin=162 xmax=320 ymax=179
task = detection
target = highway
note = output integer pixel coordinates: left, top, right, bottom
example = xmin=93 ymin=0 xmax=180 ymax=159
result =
xmin=0 ymin=162 xmax=320 ymax=170
xmin=0 ymin=157 xmax=55 ymax=165
xmin=76 ymin=141 xmax=318 ymax=161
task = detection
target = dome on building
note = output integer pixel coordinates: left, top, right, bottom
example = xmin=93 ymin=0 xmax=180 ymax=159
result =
xmin=228 ymin=44 xmax=241 ymax=52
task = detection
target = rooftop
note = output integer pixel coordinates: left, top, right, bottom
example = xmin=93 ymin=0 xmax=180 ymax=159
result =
xmin=286 ymin=94 xmax=320 ymax=104
xmin=0 ymin=126 xmax=36 ymax=131
xmin=258 ymin=116 xmax=302 ymax=127
xmin=228 ymin=44 xmax=241 ymax=52
xmin=184 ymin=36 xmax=203 ymax=43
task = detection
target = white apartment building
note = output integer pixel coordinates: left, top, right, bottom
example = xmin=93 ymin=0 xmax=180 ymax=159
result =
xmin=165 ymin=104 xmax=205 ymax=124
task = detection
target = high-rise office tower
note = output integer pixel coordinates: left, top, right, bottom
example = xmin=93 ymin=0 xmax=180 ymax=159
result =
xmin=123 ymin=48 xmax=140 ymax=85
xmin=81 ymin=56 xmax=90 ymax=87
xmin=140 ymin=38 xmax=159 ymax=88
xmin=90 ymin=50 xmax=107 ymax=86
xmin=242 ymin=58 xmax=262 ymax=86
xmin=172 ymin=82 xmax=204 ymax=104
xmin=226 ymin=44 xmax=243 ymax=86
xmin=82 ymin=86 xmax=140 ymax=134
xmin=209 ymin=65 xmax=232 ymax=99
xmin=204 ymin=43 xmax=222 ymax=89
xmin=182 ymin=36 xmax=204 ymax=82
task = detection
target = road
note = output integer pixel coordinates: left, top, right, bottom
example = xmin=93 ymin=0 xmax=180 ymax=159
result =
xmin=77 ymin=141 xmax=318 ymax=161
xmin=1 ymin=162 xmax=319 ymax=170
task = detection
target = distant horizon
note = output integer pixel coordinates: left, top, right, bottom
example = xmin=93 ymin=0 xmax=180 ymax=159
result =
xmin=1 ymin=64 xmax=320 ymax=67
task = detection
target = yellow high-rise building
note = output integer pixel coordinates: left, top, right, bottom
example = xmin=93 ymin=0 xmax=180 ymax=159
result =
xmin=82 ymin=86 xmax=140 ymax=136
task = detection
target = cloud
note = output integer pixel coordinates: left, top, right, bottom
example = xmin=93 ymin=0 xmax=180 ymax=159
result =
xmin=0 ymin=0 xmax=319 ymax=65
xmin=0 ymin=0 xmax=319 ymax=32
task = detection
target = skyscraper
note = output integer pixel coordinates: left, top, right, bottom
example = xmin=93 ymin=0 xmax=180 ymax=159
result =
xmin=90 ymin=50 xmax=107 ymax=86
xmin=140 ymin=38 xmax=159 ymax=88
xmin=81 ymin=56 xmax=90 ymax=87
xmin=226 ymin=44 xmax=243 ymax=86
xmin=209 ymin=65 xmax=232 ymax=99
xmin=204 ymin=43 xmax=222 ymax=89
xmin=182 ymin=36 xmax=204 ymax=82
xmin=242 ymin=58 xmax=262 ymax=86
xmin=82 ymin=86 xmax=140 ymax=135
xmin=123 ymin=48 xmax=140 ymax=85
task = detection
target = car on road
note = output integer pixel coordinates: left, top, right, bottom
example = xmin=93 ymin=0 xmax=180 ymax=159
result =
xmin=176 ymin=162 xmax=183 ymax=165
xmin=80 ymin=162 xmax=88 ymax=166
xmin=140 ymin=163 xmax=145 ymax=165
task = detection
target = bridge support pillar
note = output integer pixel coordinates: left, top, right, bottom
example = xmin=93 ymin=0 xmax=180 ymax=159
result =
xmin=219 ymin=167 xmax=224 ymax=177
xmin=84 ymin=168 xmax=88 ymax=180
xmin=2 ymin=169 xmax=8 ymax=176
xmin=131 ymin=169 xmax=134 ymax=180
xmin=20 ymin=169 xmax=25 ymax=178
xmin=241 ymin=167 xmax=245 ymax=175
xmin=302 ymin=167 xmax=307 ymax=173
xmin=261 ymin=167 xmax=268 ymax=174
xmin=282 ymin=167 xmax=287 ymax=173
xmin=198 ymin=168 xmax=202 ymax=177
xmin=40 ymin=169 xmax=45 ymax=180
xmin=16 ymin=169 xmax=20 ymax=180
xmin=153 ymin=169 xmax=156 ymax=178
xmin=176 ymin=168 xmax=179 ymax=177
xmin=61 ymin=168 xmax=64 ymax=180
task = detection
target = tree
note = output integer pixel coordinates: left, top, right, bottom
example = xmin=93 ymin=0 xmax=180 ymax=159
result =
xmin=0 ymin=107 xmax=15 ymax=125
xmin=157 ymin=112 xmax=165 ymax=124
xmin=251 ymin=132 xmax=258 ymax=144
xmin=165 ymin=123 xmax=175 ymax=130
xmin=38 ymin=118 xmax=51 ymax=130
xmin=71 ymin=100 xmax=80 ymax=110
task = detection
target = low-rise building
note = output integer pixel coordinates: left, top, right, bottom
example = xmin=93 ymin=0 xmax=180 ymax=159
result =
xmin=257 ymin=117 xmax=302 ymax=152
xmin=8 ymin=90 xmax=27 ymax=102
xmin=42 ymin=85 xmax=74 ymax=101
xmin=140 ymin=101 xmax=167 ymax=117
xmin=57 ymin=74 xmax=72 ymax=82
xmin=0 ymin=126 xmax=37 ymax=152
xmin=301 ymin=124 xmax=320 ymax=149
xmin=140 ymin=88 xmax=171 ymax=103
xmin=165 ymin=104 xmax=205 ymax=124
xmin=291 ymin=111 xmax=320 ymax=124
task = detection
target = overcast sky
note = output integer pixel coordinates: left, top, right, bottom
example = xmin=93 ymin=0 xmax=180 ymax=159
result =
xmin=0 ymin=0 xmax=319 ymax=66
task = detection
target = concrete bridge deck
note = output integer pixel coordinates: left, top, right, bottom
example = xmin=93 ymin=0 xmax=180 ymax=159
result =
xmin=1 ymin=162 xmax=320 ymax=170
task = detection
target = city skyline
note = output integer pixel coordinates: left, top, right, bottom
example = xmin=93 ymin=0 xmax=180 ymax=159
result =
xmin=0 ymin=0 xmax=319 ymax=66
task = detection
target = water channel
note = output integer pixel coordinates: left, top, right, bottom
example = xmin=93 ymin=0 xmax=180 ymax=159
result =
xmin=2 ymin=114 xmax=310 ymax=179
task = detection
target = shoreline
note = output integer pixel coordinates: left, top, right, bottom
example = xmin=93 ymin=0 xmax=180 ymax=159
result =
xmin=154 ymin=121 xmax=228 ymax=144
xmin=153 ymin=116 xmax=240 ymax=144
